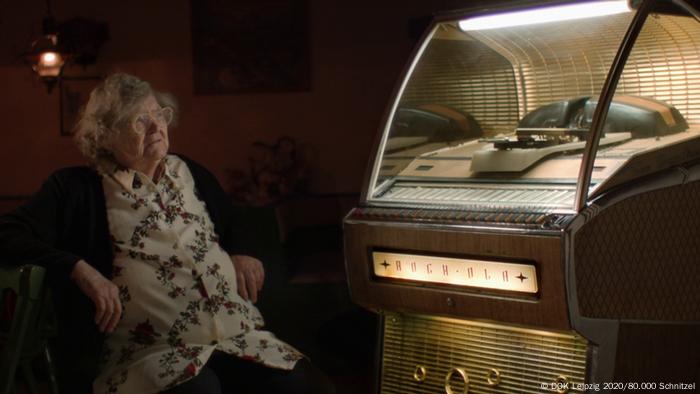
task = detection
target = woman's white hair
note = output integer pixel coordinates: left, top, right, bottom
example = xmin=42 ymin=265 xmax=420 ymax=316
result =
xmin=73 ymin=73 xmax=178 ymax=170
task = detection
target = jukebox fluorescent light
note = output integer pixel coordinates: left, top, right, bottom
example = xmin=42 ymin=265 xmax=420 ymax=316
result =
xmin=458 ymin=1 xmax=631 ymax=31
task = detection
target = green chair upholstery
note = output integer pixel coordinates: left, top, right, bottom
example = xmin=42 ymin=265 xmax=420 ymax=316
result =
xmin=0 ymin=264 xmax=59 ymax=394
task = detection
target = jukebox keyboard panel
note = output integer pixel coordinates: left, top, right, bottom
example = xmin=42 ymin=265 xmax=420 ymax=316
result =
xmin=380 ymin=313 xmax=588 ymax=394
xmin=375 ymin=183 xmax=577 ymax=211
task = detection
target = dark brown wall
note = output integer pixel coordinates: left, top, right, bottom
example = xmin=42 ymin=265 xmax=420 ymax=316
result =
xmin=0 ymin=0 xmax=473 ymax=198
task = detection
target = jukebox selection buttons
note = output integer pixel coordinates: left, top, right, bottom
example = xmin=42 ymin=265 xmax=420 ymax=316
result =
xmin=444 ymin=367 xmax=469 ymax=394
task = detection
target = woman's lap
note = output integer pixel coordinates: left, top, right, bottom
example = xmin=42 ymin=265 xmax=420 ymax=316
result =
xmin=162 ymin=352 xmax=336 ymax=394
xmin=162 ymin=366 xmax=221 ymax=394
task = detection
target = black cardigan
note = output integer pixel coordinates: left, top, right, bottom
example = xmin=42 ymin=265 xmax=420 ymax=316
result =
xmin=0 ymin=155 xmax=246 ymax=392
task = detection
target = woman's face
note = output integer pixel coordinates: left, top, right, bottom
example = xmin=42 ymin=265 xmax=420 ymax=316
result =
xmin=110 ymin=94 xmax=170 ymax=170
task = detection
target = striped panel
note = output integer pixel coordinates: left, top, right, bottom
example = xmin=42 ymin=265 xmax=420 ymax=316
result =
xmin=400 ymin=36 xmax=520 ymax=136
xmin=617 ymin=14 xmax=700 ymax=125
xmin=473 ymin=13 xmax=632 ymax=119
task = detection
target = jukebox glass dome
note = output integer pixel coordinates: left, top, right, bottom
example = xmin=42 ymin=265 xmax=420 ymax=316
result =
xmin=368 ymin=0 xmax=700 ymax=213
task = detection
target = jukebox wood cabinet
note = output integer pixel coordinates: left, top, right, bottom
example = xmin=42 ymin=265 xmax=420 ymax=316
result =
xmin=343 ymin=1 xmax=700 ymax=393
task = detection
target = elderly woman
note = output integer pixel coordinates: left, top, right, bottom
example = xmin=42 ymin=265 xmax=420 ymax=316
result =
xmin=0 ymin=73 xmax=335 ymax=394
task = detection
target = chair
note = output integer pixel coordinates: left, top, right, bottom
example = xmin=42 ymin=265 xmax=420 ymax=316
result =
xmin=0 ymin=264 xmax=59 ymax=394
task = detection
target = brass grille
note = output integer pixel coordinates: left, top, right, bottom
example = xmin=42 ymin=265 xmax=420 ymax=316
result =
xmin=473 ymin=12 xmax=631 ymax=119
xmin=400 ymin=35 xmax=520 ymax=135
xmin=381 ymin=313 xmax=589 ymax=394
xmin=618 ymin=14 xmax=700 ymax=125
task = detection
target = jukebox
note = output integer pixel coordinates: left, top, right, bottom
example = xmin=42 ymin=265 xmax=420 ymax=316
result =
xmin=343 ymin=0 xmax=700 ymax=393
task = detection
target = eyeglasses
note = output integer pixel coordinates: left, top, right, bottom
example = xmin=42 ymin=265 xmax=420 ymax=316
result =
xmin=132 ymin=107 xmax=174 ymax=134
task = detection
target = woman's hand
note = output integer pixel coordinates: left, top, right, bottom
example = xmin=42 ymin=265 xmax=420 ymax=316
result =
xmin=70 ymin=259 xmax=122 ymax=333
xmin=231 ymin=255 xmax=265 ymax=303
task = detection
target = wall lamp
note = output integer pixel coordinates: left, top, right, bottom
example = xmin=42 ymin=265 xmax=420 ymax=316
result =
xmin=21 ymin=0 xmax=108 ymax=93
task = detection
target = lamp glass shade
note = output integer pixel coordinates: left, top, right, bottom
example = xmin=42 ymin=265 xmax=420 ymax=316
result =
xmin=25 ymin=33 xmax=66 ymax=79
xmin=33 ymin=51 xmax=65 ymax=77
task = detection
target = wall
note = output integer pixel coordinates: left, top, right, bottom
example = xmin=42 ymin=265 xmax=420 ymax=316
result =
xmin=0 ymin=0 xmax=476 ymax=199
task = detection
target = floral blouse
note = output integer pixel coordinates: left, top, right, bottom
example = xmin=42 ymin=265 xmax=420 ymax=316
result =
xmin=93 ymin=155 xmax=302 ymax=394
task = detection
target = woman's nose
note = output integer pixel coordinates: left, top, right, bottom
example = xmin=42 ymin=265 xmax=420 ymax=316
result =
xmin=146 ymin=119 xmax=159 ymax=133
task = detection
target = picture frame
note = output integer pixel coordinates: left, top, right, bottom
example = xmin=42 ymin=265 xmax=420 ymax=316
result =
xmin=60 ymin=76 xmax=101 ymax=136
xmin=191 ymin=0 xmax=310 ymax=94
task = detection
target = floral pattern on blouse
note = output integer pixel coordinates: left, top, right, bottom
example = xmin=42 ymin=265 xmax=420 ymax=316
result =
xmin=93 ymin=156 xmax=302 ymax=394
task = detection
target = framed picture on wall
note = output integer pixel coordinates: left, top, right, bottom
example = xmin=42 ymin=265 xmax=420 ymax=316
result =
xmin=60 ymin=76 xmax=101 ymax=136
xmin=191 ymin=0 xmax=310 ymax=94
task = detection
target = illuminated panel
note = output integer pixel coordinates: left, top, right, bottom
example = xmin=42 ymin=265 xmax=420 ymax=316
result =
xmin=373 ymin=251 xmax=538 ymax=293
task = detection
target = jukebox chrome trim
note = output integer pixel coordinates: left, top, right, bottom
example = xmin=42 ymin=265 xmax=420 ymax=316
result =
xmin=343 ymin=214 xmax=566 ymax=237
xmin=574 ymin=0 xmax=654 ymax=211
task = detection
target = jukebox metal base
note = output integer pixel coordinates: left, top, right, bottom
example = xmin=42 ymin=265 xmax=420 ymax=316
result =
xmin=380 ymin=313 xmax=589 ymax=394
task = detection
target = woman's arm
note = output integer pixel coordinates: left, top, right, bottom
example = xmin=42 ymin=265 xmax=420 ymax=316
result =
xmin=0 ymin=170 xmax=121 ymax=332
xmin=71 ymin=259 xmax=121 ymax=332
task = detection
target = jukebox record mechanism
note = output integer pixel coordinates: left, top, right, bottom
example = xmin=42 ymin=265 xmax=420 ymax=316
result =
xmin=471 ymin=132 xmax=630 ymax=172
xmin=485 ymin=134 xmax=570 ymax=150
xmin=471 ymin=95 xmax=686 ymax=173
